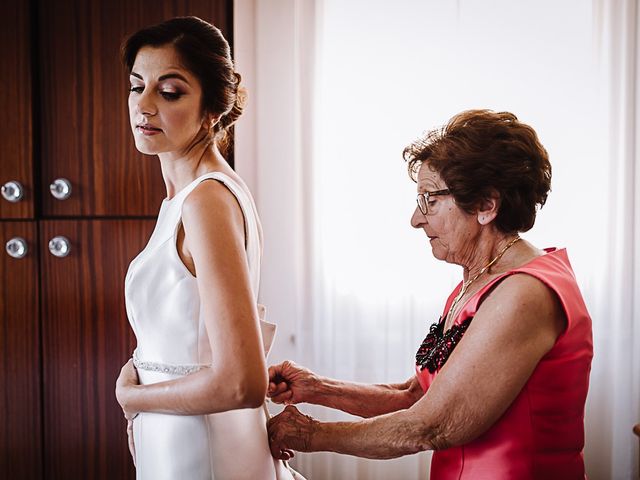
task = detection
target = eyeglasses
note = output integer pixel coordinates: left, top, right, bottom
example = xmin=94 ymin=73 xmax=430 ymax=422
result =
xmin=416 ymin=189 xmax=451 ymax=215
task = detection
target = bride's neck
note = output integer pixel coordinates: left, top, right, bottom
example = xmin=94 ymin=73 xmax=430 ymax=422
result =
xmin=159 ymin=140 xmax=227 ymax=199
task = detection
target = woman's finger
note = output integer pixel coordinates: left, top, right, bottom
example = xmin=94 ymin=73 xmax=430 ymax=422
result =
xmin=270 ymin=390 xmax=294 ymax=404
xmin=268 ymin=381 xmax=290 ymax=397
xmin=127 ymin=420 xmax=137 ymax=467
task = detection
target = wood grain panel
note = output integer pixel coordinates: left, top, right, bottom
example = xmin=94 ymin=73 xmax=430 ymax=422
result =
xmin=0 ymin=221 xmax=41 ymax=479
xmin=39 ymin=0 xmax=232 ymax=217
xmin=0 ymin=1 xmax=33 ymax=219
xmin=41 ymin=219 xmax=155 ymax=479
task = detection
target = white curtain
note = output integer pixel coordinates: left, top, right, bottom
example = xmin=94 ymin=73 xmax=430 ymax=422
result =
xmin=586 ymin=1 xmax=640 ymax=479
xmin=235 ymin=1 xmax=640 ymax=478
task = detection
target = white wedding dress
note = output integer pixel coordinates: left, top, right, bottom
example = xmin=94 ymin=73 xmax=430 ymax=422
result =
xmin=124 ymin=172 xmax=296 ymax=480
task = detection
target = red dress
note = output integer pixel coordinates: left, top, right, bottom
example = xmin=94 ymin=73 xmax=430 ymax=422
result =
xmin=415 ymin=248 xmax=592 ymax=479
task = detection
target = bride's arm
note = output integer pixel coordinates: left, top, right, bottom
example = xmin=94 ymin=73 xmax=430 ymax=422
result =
xmin=116 ymin=180 xmax=267 ymax=417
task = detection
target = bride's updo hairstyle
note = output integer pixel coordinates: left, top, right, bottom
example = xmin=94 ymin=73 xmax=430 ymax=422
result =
xmin=122 ymin=16 xmax=245 ymax=155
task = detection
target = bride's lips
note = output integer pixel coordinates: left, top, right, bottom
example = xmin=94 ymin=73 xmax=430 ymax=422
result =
xmin=136 ymin=124 xmax=163 ymax=136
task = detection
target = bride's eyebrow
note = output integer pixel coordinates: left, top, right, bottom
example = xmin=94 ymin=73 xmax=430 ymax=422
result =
xmin=129 ymin=72 xmax=190 ymax=85
xmin=158 ymin=73 xmax=190 ymax=84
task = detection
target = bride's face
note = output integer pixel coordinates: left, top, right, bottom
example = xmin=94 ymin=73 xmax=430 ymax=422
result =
xmin=128 ymin=45 xmax=207 ymax=155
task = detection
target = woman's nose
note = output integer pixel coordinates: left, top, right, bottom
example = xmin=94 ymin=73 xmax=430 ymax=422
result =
xmin=410 ymin=206 xmax=425 ymax=228
xmin=135 ymin=90 xmax=156 ymax=116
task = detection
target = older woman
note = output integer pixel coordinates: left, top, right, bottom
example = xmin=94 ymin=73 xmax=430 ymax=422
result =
xmin=267 ymin=110 xmax=593 ymax=479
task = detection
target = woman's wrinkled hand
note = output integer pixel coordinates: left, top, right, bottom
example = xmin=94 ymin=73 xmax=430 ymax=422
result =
xmin=115 ymin=358 xmax=140 ymax=421
xmin=267 ymin=405 xmax=317 ymax=460
xmin=267 ymin=360 xmax=318 ymax=405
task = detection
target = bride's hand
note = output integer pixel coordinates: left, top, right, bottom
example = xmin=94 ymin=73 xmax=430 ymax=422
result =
xmin=126 ymin=419 xmax=137 ymax=466
xmin=267 ymin=360 xmax=319 ymax=405
xmin=115 ymin=359 xmax=140 ymax=420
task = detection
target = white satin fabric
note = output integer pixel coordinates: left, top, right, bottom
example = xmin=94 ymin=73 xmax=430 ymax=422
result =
xmin=124 ymin=172 xmax=295 ymax=480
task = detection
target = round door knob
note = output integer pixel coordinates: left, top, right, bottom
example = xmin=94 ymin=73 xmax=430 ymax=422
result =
xmin=1 ymin=181 xmax=24 ymax=203
xmin=48 ymin=236 xmax=71 ymax=258
xmin=5 ymin=237 xmax=28 ymax=259
xmin=49 ymin=178 xmax=72 ymax=200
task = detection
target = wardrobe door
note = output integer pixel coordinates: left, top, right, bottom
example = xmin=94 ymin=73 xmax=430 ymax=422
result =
xmin=0 ymin=221 xmax=41 ymax=479
xmin=38 ymin=0 xmax=232 ymax=218
xmin=0 ymin=0 xmax=33 ymax=219
xmin=40 ymin=219 xmax=154 ymax=480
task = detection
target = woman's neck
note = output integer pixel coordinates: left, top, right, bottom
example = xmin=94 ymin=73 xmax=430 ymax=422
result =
xmin=158 ymin=141 xmax=228 ymax=200
xmin=461 ymin=231 xmax=520 ymax=282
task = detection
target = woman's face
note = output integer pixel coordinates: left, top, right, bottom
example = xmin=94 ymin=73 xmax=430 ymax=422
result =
xmin=410 ymin=164 xmax=477 ymax=264
xmin=128 ymin=45 xmax=206 ymax=156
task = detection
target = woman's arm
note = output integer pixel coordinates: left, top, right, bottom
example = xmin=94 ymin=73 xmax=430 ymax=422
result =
xmin=268 ymin=273 xmax=566 ymax=459
xmin=116 ymin=180 xmax=267 ymax=417
xmin=268 ymin=361 xmax=423 ymax=417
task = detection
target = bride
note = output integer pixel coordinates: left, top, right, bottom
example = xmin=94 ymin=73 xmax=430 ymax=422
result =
xmin=114 ymin=16 xmax=297 ymax=480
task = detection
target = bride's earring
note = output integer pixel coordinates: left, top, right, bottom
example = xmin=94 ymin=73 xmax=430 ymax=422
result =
xmin=206 ymin=116 xmax=220 ymax=139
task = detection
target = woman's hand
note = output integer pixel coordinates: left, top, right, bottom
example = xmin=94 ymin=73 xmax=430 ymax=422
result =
xmin=267 ymin=405 xmax=317 ymax=460
xmin=115 ymin=359 xmax=140 ymax=420
xmin=126 ymin=419 xmax=136 ymax=466
xmin=267 ymin=360 xmax=319 ymax=405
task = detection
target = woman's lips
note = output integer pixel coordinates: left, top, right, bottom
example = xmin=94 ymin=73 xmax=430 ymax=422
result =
xmin=137 ymin=125 xmax=162 ymax=136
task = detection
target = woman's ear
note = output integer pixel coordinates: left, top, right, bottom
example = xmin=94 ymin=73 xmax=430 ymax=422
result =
xmin=203 ymin=113 xmax=221 ymax=130
xmin=477 ymin=191 xmax=500 ymax=225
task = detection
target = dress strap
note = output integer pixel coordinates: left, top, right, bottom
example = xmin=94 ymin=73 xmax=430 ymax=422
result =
xmin=456 ymin=248 xmax=567 ymax=322
xmin=169 ymin=172 xmax=263 ymax=297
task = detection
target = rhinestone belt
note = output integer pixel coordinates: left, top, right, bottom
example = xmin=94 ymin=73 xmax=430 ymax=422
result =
xmin=132 ymin=350 xmax=206 ymax=376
